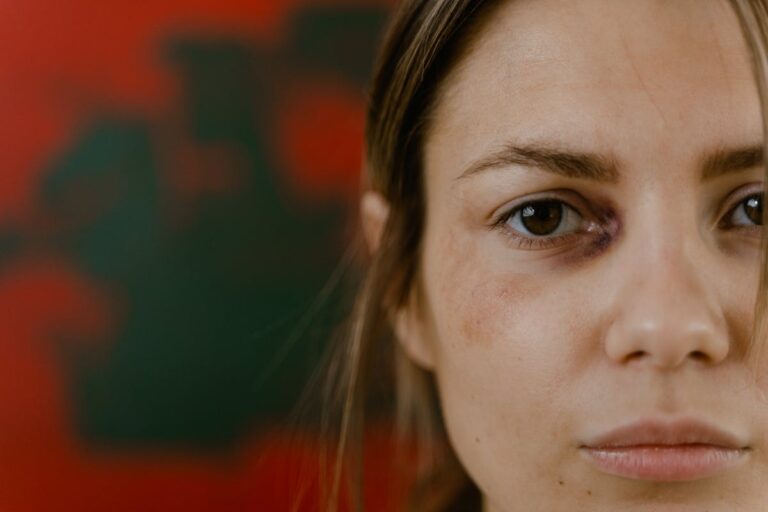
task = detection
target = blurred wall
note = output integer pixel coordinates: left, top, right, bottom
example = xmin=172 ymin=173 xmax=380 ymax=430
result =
xmin=0 ymin=1 xmax=396 ymax=510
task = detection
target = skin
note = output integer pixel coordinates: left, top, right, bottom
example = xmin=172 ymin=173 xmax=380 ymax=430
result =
xmin=364 ymin=0 xmax=768 ymax=510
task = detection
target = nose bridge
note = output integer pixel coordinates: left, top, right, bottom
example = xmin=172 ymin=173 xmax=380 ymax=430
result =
xmin=604 ymin=201 xmax=729 ymax=369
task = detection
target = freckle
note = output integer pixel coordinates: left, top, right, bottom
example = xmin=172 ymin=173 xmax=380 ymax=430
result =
xmin=558 ymin=480 xmax=564 ymax=486
xmin=475 ymin=437 xmax=480 ymax=443
xmin=586 ymin=490 xmax=592 ymax=496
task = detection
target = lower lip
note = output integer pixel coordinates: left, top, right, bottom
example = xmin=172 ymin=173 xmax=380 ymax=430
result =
xmin=580 ymin=445 xmax=748 ymax=481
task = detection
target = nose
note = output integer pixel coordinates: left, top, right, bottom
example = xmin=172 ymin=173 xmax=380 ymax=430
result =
xmin=603 ymin=235 xmax=730 ymax=370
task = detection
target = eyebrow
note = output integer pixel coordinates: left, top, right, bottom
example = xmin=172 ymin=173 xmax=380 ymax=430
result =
xmin=701 ymin=145 xmax=763 ymax=181
xmin=456 ymin=143 xmax=764 ymax=184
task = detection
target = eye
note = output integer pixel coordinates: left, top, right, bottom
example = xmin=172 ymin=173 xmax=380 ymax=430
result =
xmin=493 ymin=192 xmax=616 ymax=252
xmin=722 ymin=192 xmax=763 ymax=229
xmin=506 ymin=199 xmax=581 ymax=236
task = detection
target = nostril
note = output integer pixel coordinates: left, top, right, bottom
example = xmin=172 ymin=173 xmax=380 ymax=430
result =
xmin=626 ymin=350 xmax=647 ymax=363
xmin=690 ymin=350 xmax=708 ymax=362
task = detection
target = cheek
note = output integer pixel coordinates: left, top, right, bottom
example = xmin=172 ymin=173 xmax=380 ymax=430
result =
xmin=425 ymin=227 xmax=541 ymax=348
xmin=431 ymin=268 xmax=581 ymax=404
xmin=429 ymin=252 xmax=589 ymax=372
xmin=456 ymin=277 xmax=532 ymax=345
xmin=422 ymin=220 xmax=598 ymax=357
xmin=429 ymin=269 xmax=582 ymax=499
xmin=421 ymin=234 xmax=601 ymax=496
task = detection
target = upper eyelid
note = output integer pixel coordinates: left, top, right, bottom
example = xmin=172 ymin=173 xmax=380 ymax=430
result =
xmin=713 ymin=182 xmax=763 ymax=225
xmin=493 ymin=190 xmax=591 ymax=225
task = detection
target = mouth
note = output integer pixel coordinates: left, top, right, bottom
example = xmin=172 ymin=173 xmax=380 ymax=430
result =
xmin=579 ymin=417 xmax=751 ymax=482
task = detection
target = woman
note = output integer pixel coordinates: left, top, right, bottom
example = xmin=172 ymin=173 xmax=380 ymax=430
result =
xmin=320 ymin=0 xmax=768 ymax=510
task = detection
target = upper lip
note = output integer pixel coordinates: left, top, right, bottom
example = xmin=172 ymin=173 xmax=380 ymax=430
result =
xmin=580 ymin=417 xmax=749 ymax=450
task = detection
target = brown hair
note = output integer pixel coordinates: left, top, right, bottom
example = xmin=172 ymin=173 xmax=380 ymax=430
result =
xmin=319 ymin=1 xmax=768 ymax=510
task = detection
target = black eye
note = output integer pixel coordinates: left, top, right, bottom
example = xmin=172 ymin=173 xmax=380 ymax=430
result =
xmin=506 ymin=199 xmax=582 ymax=237
xmin=728 ymin=193 xmax=763 ymax=227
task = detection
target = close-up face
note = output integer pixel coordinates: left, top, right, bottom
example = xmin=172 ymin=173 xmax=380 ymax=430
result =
xmin=395 ymin=0 xmax=768 ymax=510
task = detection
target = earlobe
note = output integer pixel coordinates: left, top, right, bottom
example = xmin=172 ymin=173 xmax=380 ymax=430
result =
xmin=393 ymin=286 xmax=436 ymax=371
xmin=361 ymin=191 xmax=390 ymax=255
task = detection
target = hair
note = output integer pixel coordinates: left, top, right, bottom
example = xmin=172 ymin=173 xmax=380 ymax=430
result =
xmin=316 ymin=1 xmax=768 ymax=510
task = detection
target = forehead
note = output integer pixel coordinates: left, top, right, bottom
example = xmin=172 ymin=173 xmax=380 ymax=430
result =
xmin=426 ymin=0 xmax=760 ymax=179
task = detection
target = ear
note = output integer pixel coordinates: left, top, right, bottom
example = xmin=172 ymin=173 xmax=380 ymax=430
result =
xmin=392 ymin=284 xmax=436 ymax=371
xmin=361 ymin=190 xmax=389 ymax=255
xmin=361 ymin=190 xmax=436 ymax=371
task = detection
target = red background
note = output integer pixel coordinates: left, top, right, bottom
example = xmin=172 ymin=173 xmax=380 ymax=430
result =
xmin=0 ymin=1 xmax=406 ymax=510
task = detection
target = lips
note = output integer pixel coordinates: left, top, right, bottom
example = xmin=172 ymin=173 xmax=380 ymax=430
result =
xmin=579 ymin=418 xmax=750 ymax=481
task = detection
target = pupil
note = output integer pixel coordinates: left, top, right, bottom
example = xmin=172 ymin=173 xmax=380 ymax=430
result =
xmin=745 ymin=195 xmax=763 ymax=226
xmin=521 ymin=200 xmax=563 ymax=235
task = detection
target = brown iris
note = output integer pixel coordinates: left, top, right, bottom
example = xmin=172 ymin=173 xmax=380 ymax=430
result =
xmin=520 ymin=200 xmax=563 ymax=236
xmin=744 ymin=195 xmax=763 ymax=225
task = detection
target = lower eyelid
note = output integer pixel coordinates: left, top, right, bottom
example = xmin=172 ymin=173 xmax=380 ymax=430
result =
xmin=499 ymin=217 xmax=596 ymax=250
xmin=500 ymin=229 xmax=582 ymax=250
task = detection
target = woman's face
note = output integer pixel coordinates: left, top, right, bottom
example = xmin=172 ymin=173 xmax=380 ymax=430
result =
xmin=395 ymin=0 xmax=768 ymax=510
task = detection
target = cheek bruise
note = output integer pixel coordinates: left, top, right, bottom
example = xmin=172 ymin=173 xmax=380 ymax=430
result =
xmin=457 ymin=275 xmax=543 ymax=346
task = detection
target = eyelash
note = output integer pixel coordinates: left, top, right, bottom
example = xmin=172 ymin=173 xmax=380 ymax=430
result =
xmin=718 ymin=192 xmax=763 ymax=232
xmin=493 ymin=189 xmax=764 ymax=251
xmin=492 ymin=194 xmax=603 ymax=250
